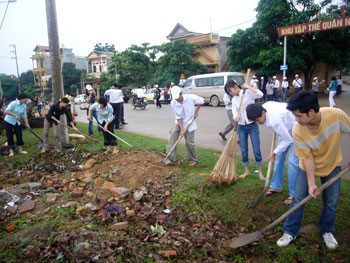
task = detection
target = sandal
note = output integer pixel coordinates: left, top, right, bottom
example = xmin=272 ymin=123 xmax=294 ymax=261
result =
xmin=265 ymin=188 xmax=281 ymax=196
xmin=283 ymin=196 xmax=293 ymax=205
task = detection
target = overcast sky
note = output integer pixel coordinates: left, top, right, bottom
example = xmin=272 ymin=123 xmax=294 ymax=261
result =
xmin=0 ymin=0 xmax=260 ymax=75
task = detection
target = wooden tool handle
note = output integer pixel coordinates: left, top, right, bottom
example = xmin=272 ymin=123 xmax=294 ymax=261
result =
xmin=261 ymin=166 xmax=350 ymax=235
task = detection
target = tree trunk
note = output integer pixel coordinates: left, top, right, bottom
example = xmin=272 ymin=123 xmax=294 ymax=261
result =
xmin=45 ymin=0 xmax=69 ymax=144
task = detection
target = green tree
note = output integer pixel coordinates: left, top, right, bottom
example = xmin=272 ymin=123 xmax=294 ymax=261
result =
xmin=0 ymin=74 xmax=18 ymax=100
xmin=112 ymin=43 xmax=155 ymax=87
xmin=62 ymin=62 xmax=84 ymax=95
xmin=94 ymin=43 xmax=116 ymax=53
xmin=19 ymin=70 xmax=38 ymax=97
xmin=154 ymin=40 xmax=208 ymax=86
xmin=20 ymin=70 xmax=34 ymax=87
xmin=227 ymin=0 xmax=350 ymax=88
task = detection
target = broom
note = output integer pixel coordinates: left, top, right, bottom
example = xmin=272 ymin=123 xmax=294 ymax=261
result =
xmin=208 ymin=69 xmax=251 ymax=185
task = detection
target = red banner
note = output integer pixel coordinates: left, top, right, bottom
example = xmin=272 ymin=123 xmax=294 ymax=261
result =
xmin=277 ymin=16 xmax=350 ymax=37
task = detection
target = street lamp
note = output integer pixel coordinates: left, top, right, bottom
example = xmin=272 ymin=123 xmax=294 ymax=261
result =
xmin=10 ymin=44 xmax=21 ymax=94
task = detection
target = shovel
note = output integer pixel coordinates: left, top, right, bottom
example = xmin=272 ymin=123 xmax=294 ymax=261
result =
xmin=229 ymin=166 xmax=350 ymax=249
xmin=61 ymin=123 xmax=99 ymax=142
xmin=250 ymin=132 xmax=277 ymax=208
xmin=162 ymin=118 xmax=195 ymax=165
xmin=93 ymin=121 xmax=133 ymax=147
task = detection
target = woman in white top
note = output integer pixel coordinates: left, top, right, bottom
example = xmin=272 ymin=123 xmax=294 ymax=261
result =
xmin=226 ymin=79 xmax=265 ymax=180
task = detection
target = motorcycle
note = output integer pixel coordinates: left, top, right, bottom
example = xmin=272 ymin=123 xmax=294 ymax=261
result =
xmin=131 ymin=96 xmax=147 ymax=110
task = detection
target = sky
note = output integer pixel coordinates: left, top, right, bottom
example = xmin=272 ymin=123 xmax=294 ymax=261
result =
xmin=0 ymin=0 xmax=259 ymax=76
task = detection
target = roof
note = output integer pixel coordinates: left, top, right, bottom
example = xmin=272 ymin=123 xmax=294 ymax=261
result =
xmin=167 ymin=23 xmax=201 ymax=41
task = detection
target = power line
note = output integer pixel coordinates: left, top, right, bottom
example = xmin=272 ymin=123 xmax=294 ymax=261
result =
xmin=0 ymin=0 xmax=10 ymax=32
xmin=212 ymin=19 xmax=257 ymax=34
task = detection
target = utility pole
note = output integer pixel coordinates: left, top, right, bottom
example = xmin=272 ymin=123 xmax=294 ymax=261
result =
xmin=10 ymin=44 xmax=21 ymax=94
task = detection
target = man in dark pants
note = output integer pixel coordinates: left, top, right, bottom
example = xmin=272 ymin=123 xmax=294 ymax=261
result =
xmin=118 ymin=84 xmax=127 ymax=125
xmin=104 ymin=83 xmax=123 ymax=129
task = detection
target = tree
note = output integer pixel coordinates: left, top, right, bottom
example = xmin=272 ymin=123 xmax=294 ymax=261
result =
xmin=112 ymin=43 xmax=155 ymax=87
xmin=227 ymin=0 xmax=350 ymax=88
xmin=0 ymin=74 xmax=18 ymax=100
xmin=94 ymin=43 xmax=116 ymax=53
xmin=154 ymin=40 xmax=208 ymax=86
xmin=62 ymin=62 xmax=84 ymax=95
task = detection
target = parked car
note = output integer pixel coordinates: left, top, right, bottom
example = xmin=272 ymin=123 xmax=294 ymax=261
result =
xmin=74 ymin=94 xmax=86 ymax=104
xmin=182 ymin=72 xmax=245 ymax=107
xmin=143 ymin=88 xmax=164 ymax=104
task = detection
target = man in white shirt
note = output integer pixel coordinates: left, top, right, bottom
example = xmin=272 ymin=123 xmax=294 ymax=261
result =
xmin=104 ymin=83 xmax=124 ymax=129
xmin=246 ymin=101 xmax=298 ymax=205
xmin=166 ymin=86 xmax=204 ymax=166
xmin=292 ymin=74 xmax=303 ymax=93
xmin=273 ymin=76 xmax=280 ymax=101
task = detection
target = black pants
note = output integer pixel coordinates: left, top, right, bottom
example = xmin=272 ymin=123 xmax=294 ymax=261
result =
xmin=5 ymin=121 xmax=24 ymax=150
xmin=101 ymin=121 xmax=117 ymax=146
xmin=155 ymin=97 xmax=161 ymax=108
xmin=110 ymin=102 xmax=121 ymax=128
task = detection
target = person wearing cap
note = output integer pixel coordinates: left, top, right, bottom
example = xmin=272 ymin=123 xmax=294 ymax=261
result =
xmin=4 ymin=93 xmax=31 ymax=156
xmin=292 ymin=74 xmax=303 ymax=93
xmin=169 ymin=82 xmax=175 ymax=101
xmin=41 ymin=97 xmax=78 ymax=153
xmin=166 ymin=86 xmax=204 ymax=166
xmin=281 ymin=76 xmax=289 ymax=102
xmin=228 ymin=79 xmax=265 ymax=180
xmin=250 ymin=76 xmax=257 ymax=87
xmin=272 ymin=76 xmax=280 ymax=101
xmin=312 ymin=77 xmax=325 ymax=97
xmin=259 ymin=76 xmax=266 ymax=102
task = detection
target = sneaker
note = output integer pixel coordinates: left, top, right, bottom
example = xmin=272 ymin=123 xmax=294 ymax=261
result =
xmin=19 ymin=150 xmax=28 ymax=154
xmin=277 ymin=233 xmax=295 ymax=247
xmin=219 ymin=132 xmax=227 ymax=141
xmin=323 ymin=232 xmax=338 ymax=250
xmin=188 ymin=161 xmax=198 ymax=167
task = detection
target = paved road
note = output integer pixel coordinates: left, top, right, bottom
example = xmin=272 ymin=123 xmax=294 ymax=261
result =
xmin=75 ymin=85 xmax=350 ymax=173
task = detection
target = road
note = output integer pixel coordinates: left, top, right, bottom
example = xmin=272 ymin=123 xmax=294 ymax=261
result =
xmin=75 ymin=86 xmax=350 ymax=175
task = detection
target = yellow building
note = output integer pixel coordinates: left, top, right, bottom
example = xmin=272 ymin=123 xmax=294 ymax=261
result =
xmin=167 ymin=23 xmax=230 ymax=73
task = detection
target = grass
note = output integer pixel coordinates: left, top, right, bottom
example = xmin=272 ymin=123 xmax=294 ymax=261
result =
xmin=1 ymin=122 xmax=350 ymax=262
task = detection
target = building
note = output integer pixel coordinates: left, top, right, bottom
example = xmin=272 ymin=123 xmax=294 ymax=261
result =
xmin=86 ymin=51 xmax=114 ymax=79
xmin=167 ymin=23 xmax=230 ymax=73
xmin=31 ymin=45 xmax=87 ymax=93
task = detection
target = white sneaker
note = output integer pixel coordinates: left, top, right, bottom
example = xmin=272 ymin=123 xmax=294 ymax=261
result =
xmin=323 ymin=232 xmax=338 ymax=250
xmin=277 ymin=233 xmax=295 ymax=247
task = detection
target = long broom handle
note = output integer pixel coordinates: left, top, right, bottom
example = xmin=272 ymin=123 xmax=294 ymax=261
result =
xmin=260 ymin=166 xmax=350 ymax=235
xmin=19 ymin=119 xmax=43 ymax=142
xmin=61 ymin=122 xmax=99 ymax=142
xmin=93 ymin=121 xmax=133 ymax=148
xmin=263 ymin=132 xmax=277 ymax=188
xmin=164 ymin=118 xmax=195 ymax=160
xmin=250 ymin=132 xmax=277 ymax=208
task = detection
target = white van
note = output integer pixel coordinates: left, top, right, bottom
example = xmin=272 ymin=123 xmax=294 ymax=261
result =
xmin=181 ymin=72 xmax=245 ymax=106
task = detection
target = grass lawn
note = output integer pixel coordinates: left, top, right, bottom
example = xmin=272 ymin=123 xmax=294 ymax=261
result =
xmin=0 ymin=122 xmax=349 ymax=262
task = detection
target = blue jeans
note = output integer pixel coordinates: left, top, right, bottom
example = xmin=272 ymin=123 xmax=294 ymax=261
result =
xmin=88 ymin=110 xmax=101 ymax=135
xmin=238 ymin=123 xmax=262 ymax=166
xmin=282 ymin=88 xmax=288 ymax=102
xmin=284 ymin=166 xmax=341 ymax=237
xmin=270 ymin=142 xmax=298 ymax=197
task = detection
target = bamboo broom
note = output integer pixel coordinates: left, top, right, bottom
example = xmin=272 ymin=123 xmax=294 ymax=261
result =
xmin=208 ymin=69 xmax=251 ymax=185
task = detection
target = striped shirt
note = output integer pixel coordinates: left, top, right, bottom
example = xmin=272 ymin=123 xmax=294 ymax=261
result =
xmin=293 ymin=107 xmax=350 ymax=176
